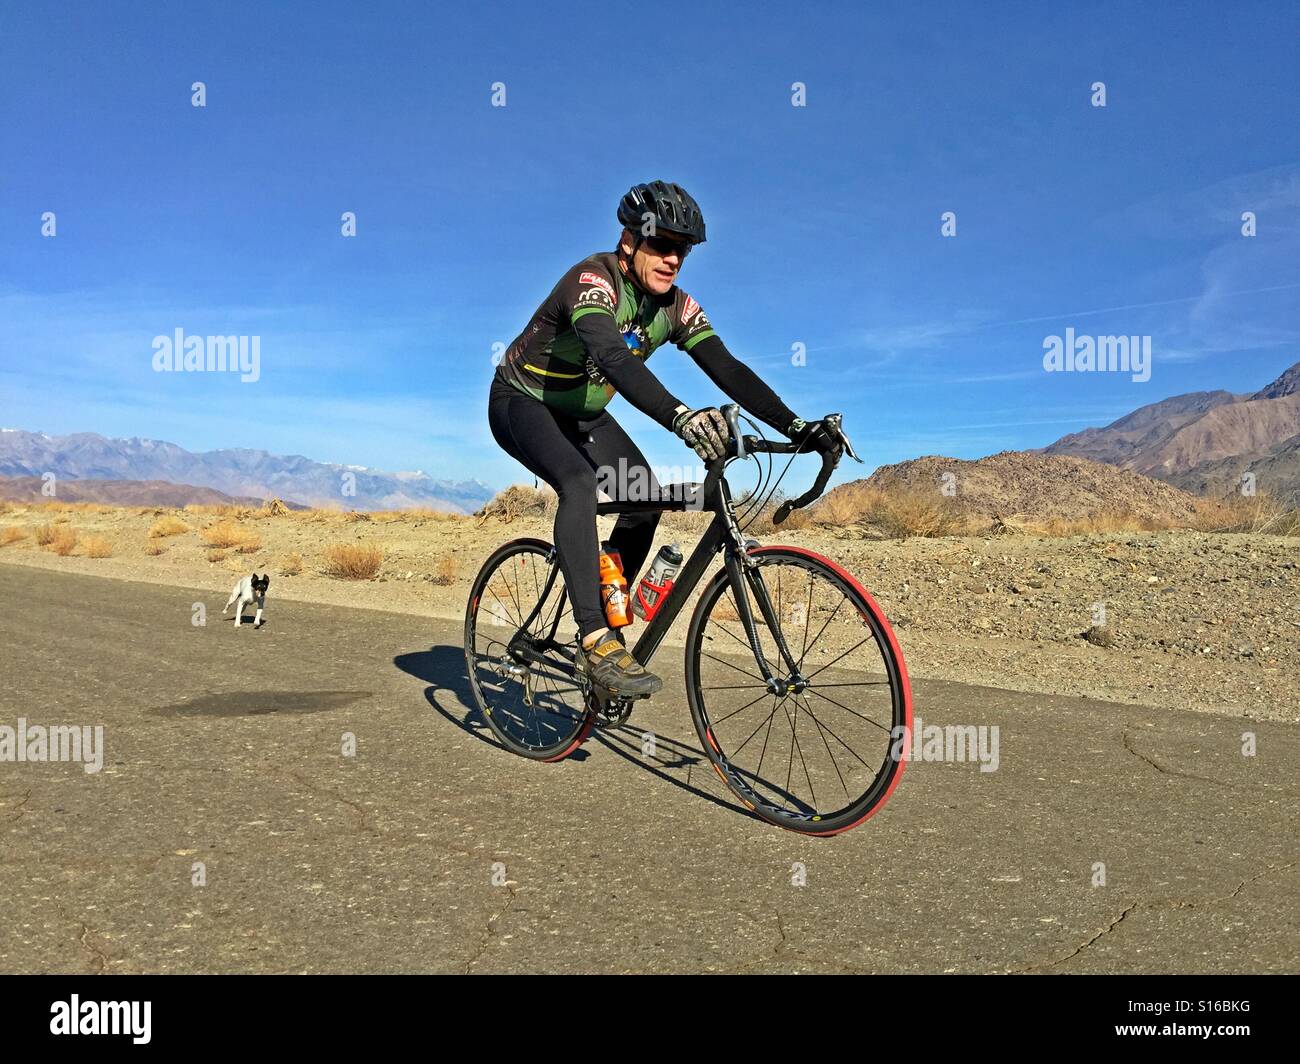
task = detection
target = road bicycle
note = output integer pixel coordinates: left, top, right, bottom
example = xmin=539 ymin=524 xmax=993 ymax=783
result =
xmin=464 ymin=406 xmax=912 ymax=835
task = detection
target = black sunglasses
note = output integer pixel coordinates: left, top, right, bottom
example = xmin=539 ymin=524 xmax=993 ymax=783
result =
xmin=642 ymin=233 xmax=693 ymax=258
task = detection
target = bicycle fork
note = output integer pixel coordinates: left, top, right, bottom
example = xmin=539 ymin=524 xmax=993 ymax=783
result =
xmin=722 ymin=548 xmax=807 ymax=697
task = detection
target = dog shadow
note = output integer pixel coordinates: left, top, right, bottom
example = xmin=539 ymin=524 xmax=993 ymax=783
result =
xmin=392 ymin=643 xmax=754 ymax=821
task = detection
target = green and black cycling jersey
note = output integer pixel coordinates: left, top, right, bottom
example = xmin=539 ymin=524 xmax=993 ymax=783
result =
xmin=495 ymin=251 xmax=796 ymax=433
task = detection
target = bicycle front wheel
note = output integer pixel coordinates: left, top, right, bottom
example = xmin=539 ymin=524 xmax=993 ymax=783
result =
xmin=684 ymin=546 xmax=911 ymax=835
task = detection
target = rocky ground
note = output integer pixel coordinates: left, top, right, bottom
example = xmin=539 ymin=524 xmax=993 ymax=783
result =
xmin=2 ymin=502 xmax=1296 ymax=722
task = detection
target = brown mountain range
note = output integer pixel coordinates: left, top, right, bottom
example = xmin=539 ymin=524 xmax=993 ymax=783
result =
xmin=1043 ymin=361 xmax=1300 ymax=502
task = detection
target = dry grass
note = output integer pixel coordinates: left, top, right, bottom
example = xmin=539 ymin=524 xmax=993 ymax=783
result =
xmin=34 ymin=523 xmax=58 ymax=546
xmin=1 ymin=526 xmax=26 ymax=546
xmin=1021 ymin=510 xmax=1177 ymax=537
xmin=144 ymin=542 xmax=166 ymax=556
xmin=280 ymin=551 xmax=303 ymax=576
xmin=321 ymin=543 xmax=384 ymax=580
xmin=429 ymin=554 xmax=459 ymax=586
xmin=186 ymin=503 xmax=255 ymax=519
xmin=83 ymin=535 xmax=113 ymax=558
xmin=25 ymin=500 xmax=113 ymax=515
xmin=206 ymin=548 xmax=228 ymax=563
xmin=149 ymin=515 xmax=190 ymax=538
xmin=48 ymin=526 xmax=78 ymax=556
xmin=476 ymin=485 xmax=556 ymax=523
xmin=814 ymin=484 xmax=971 ymax=538
xmin=1191 ymin=493 xmax=1300 ymax=536
xmin=202 ymin=519 xmax=261 ymax=550
xmin=372 ymin=507 xmax=463 ymax=524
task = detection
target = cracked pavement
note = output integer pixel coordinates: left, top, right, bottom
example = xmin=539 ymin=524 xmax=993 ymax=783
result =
xmin=1 ymin=565 xmax=1296 ymax=973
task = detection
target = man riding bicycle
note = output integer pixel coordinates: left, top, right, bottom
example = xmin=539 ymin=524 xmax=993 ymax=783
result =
xmin=488 ymin=181 xmax=840 ymax=698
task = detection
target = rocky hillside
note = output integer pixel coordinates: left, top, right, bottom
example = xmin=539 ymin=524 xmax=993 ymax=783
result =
xmin=856 ymin=451 xmax=1204 ymax=522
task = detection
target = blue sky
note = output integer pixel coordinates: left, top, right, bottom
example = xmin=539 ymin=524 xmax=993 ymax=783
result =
xmin=2 ymin=0 xmax=1297 ymax=492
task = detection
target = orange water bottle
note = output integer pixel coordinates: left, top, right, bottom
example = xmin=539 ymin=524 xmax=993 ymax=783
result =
xmin=598 ymin=543 xmax=630 ymax=628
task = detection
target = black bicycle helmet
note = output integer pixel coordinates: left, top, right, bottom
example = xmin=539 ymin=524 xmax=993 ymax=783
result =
xmin=617 ymin=181 xmax=707 ymax=244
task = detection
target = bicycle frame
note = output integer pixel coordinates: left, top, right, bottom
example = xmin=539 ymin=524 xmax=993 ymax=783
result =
xmin=595 ymin=457 xmax=806 ymax=690
xmin=502 ymin=411 xmax=842 ymax=694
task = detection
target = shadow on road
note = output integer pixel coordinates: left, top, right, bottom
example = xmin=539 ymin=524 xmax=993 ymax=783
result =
xmin=394 ymin=642 xmax=757 ymax=824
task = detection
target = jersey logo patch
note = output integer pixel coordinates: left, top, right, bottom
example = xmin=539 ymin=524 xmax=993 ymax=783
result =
xmin=681 ymin=295 xmax=701 ymax=325
xmin=579 ymin=271 xmax=617 ymax=302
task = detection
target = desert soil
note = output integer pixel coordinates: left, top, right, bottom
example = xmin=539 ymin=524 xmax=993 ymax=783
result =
xmin=2 ymin=504 xmax=1296 ymax=722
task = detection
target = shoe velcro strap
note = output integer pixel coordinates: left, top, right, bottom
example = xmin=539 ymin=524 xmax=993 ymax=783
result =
xmin=592 ymin=639 xmax=637 ymax=669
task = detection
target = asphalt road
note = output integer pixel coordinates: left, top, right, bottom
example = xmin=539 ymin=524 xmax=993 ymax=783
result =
xmin=1 ymin=565 xmax=1296 ymax=973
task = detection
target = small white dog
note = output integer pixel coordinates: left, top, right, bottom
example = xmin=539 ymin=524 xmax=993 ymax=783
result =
xmin=222 ymin=573 xmax=270 ymax=628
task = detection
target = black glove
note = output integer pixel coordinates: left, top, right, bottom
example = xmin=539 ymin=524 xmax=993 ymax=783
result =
xmin=786 ymin=416 xmax=841 ymax=456
xmin=672 ymin=406 xmax=730 ymax=462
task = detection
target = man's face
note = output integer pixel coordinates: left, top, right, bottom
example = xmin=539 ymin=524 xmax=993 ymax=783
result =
xmin=621 ymin=229 xmax=692 ymax=295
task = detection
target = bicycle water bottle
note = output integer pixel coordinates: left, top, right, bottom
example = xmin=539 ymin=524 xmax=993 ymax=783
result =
xmin=598 ymin=543 xmax=631 ymax=628
xmin=633 ymin=543 xmax=684 ymax=622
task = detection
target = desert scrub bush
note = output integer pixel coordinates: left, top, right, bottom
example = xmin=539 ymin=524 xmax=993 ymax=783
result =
xmin=373 ymin=507 xmax=463 ymax=524
xmin=1192 ymin=493 xmax=1300 ymax=536
xmin=48 ymin=526 xmax=78 ymax=555
xmin=1028 ymin=510 xmax=1172 ymax=537
xmin=812 ymin=484 xmax=969 ymax=538
xmin=149 ymin=515 xmax=190 ymax=538
xmin=321 ymin=543 xmax=384 ymax=580
xmin=34 ymin=523 xmax=57 ymax=546
xmin=280 ymin=551 xmax=303 ymax=576
xmin=429 ymin=554 xmax=459 ymax=586
xmin=83 ymin=535 xmax=113 ymax=558
xmin=202 ymin=519 xmax=260 ymax=550
xmin=1 ymin=526 xmax=26 ymax=546
xmin=476 ymin=485 xmax=555 ymax=523
xmin=144 ymin=542 xmax=166 ymax=556
xmin=206 ymin=548 xmax=228 ymax=563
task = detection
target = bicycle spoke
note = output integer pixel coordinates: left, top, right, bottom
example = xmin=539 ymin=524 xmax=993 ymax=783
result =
xmin=793 ymin=693 xmax=881 ymax=770
xmin=700 ymin=649 xmax=766 ymax=685
xmin=795 ymin=593 xmax=848 ymax=672
xmin=802 ymin=692 xmax=852 ymax=802
xmin=803 ymin=684 xmax=892 ymax=733
xmin=710 ymin=688 xmax=775 ymax=727
xmin=801 ymin=635 xmax=874 ymax=683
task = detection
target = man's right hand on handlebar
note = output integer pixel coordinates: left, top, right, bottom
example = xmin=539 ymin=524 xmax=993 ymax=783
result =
xmin=785 ymin=416 xmax=842 ymax=457
xmin=672 ymin=405 xmax=730 ymax=462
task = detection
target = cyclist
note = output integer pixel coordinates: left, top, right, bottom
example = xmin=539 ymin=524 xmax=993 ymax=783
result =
xmin=488 ymin=181 xmax=839 ymax=697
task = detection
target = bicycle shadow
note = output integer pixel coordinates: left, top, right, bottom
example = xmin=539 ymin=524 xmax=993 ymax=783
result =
xmin=392 ymin=642 xmax=759 ymax=823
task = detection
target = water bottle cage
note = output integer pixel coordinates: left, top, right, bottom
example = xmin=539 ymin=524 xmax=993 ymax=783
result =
xmin=634 ymin=577 xmax=675 ymax=621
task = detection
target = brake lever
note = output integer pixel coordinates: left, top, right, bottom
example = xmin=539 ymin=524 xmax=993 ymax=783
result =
xmin=824 ymin=412 xmax=863 ymax=463
xmin=721 ymin=403 xmax=745 ymax=460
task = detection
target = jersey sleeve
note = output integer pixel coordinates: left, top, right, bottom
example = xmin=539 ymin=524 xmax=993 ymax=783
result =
xmin=669 ymin=290 xmax=718 ymax=352
xmin=557 ymin=262 xmax=620 ymax=325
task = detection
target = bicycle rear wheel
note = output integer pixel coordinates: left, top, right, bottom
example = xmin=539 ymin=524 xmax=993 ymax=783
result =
xmin=684 ymin=546 xmax=911 ymax=835
xmin=464 ymin=538 xmax=594 ymax=761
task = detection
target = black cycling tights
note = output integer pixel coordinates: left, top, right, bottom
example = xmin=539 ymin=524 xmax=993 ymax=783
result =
xmin=488 ymin=377 xmax=661 ymax=639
